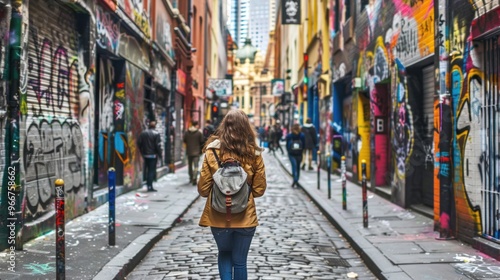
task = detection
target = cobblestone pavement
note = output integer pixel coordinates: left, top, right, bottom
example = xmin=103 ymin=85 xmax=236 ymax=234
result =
xmin=127 ymin=153 xmax=376 ymax=279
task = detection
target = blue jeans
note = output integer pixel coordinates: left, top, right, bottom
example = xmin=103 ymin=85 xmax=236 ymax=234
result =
xmin=211 ymin=227 xmax=256 ymax=280
xmin=289 ymin=155 xmax=302 ymax=183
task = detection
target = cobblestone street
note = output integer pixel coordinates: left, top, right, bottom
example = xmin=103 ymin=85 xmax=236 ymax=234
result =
xmin=127 ymin=153 xmax=376 ymax=279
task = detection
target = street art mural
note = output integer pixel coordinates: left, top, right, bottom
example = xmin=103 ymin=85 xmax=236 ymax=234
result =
xmin=452 ymin=1 xmax=500 ymax=242
xmin=333 ymin=0 xmax=436 ymax=206
xmin=97 ymin=57 xmax=120 ymax=189
xmin=124 ymin=63 xmax=144 ymax=189
xmin=154 ymin=0 xmax=174 ymax=59
xmin=96 ymin=4 xmax=120 ymax=54
xmin=118 ymin=0 xmax=151 ymax=39
xmin=20 ymin=0 xmax=95 ymax=244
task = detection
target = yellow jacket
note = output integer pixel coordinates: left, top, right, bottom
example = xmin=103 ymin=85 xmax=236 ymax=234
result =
xmin=198 ymin=139 xmax=267 ymax=228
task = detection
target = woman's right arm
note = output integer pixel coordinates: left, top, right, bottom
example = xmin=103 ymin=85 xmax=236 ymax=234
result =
xmin=197 ymin=153 xmax=214 ymax=197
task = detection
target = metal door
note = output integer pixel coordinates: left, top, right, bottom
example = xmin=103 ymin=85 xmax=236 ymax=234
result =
xmin=421 ymin=65 xmax=435 ymax=207
xmin=25 ymin=1 xmax=83 ymax=217
xmin=482 ymin=37 xmax=500 ymax=240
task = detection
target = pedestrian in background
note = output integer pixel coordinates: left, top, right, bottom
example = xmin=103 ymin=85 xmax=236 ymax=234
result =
xmin=138 ymin=120 xmax=162 ymax=192
xmin=267 ymin=125 xmax=276 ymax=153
xmin=272 ymin=121 xmax=284 ymax=155
xmin=198 ymin=109 xmax=267 ymax=280
xmin=286 ymin=123 xmax=305 ymax=188
xmin=202 ymin=119 xmax=215 ymax=146
xmin=258 ymin=125 xmax=266 ymax=147
xmin=183 ymin=120 xmax=204 ymax=185
xmin=301 ymin=118 xmax=318 ymax=170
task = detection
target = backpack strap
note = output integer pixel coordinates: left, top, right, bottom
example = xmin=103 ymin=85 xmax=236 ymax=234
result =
xmin=210 ymin=148 xmax=231 ymax=222
xmin=211 ymin=148 xmax=222 ymax=168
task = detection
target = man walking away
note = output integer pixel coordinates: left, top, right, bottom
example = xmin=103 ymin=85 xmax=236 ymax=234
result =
xmin=273 ymin=121 xmax=284 ymax=155
xmin=138 ymin=121 xmax=163 ymax=192
xmin=301 ymin=118 xmax=318 ymax=170
xmin=184 ymin=121 xmax=204 ymax=185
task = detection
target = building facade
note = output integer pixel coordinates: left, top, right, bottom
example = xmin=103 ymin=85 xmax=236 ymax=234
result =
xmin=342 ymin=0 xmax=500 ymax=257
xmin=0 ymin=0 xmax=196 ymax=251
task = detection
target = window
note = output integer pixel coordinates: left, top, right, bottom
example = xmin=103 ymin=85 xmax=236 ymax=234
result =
xmin=334 ymin=0 xmax=340 ymax=32
xmin=345 ymin=0 xmax=351 ymax=20
xmin=361 ymin=0 xmax=369 ymax=10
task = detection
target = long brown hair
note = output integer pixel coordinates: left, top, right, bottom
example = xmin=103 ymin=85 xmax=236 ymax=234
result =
xmin=205 ymin=109 xmax=262 ymax=164
xmin=291 ymin=123 xmax=301 ymax=134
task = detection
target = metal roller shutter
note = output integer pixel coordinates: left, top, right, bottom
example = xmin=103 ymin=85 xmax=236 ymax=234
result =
xmin=422 ymin=65 xmax=434 ymax=139
xmin=422 ymin=64 xmax=434 ymax=207
xmin=24 ymin=1 xmax=81 ymax=216
xmin=28 ymin=2 xmax=79 ymax=119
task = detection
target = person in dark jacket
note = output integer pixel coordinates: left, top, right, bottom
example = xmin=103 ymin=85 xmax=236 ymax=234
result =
xmin=202 ymin=119 xmax=215 ymax=146
xmin=138 ymin=121 xmax=163 ymax=192
xmin=286 ymin=123 xmax=305 ymax=188
xmin=301 ymin=118 xmax=318 ymax=170
xmin=272 ymin=121 xmax=284 ymax=155
xmin=183 ymin=121 xmax=204 ymax=185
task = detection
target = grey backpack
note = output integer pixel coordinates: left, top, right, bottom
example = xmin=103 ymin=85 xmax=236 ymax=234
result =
xmin=210 ymin=148 xmax=250 ymax=221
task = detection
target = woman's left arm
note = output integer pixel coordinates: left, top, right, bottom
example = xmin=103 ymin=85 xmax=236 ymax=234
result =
xmin=197 ymin=152 xmax=214 ymax=197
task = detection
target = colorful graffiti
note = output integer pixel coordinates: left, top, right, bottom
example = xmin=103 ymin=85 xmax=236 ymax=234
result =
xmin=97 ymin=57 xmax=119 ymax=188
xmin=24 ymin=3 xmax=87 ymax=223
xmin=391 ymin=59 xmax=413 ymax=203
xmin=0 ymin=4 xmax=11 ymax=210
xmin=124 ymin=63 xmax=144 ymax=188
xmin=154 ymin=0 xmax=174 ymax=59
xmin=118 ymin=0 xmax=151 ymax=39
xmin=12 ymin=0 xmax=97 ymax=248
xmin=24 ymin=119 xmax=84 ymax=213
xmin=97 ymin=5 xmax=120 ymax=54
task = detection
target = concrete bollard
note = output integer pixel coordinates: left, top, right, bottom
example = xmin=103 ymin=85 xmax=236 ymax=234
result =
xmin=341 ymin=156 xmax=346 ymax=210
xmin=362 ymin=160 xmax=368 ymax=228
xmin=55 ymin=179 xmax=65 ymax=280
xmin=108 ymin=167 xmax=116 ymax=246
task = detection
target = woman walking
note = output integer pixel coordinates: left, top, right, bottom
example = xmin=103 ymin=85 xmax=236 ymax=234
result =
xmin=286 ymin=123 xmax=305 ymax=188
xmin=198 ymin=109 xmax=267 ymax=280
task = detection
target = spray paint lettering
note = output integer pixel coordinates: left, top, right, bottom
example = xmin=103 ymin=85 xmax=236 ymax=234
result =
xmin=24 ymin=119 xmax=83 ymax=215
xmin=96 ymin=5 xmax=120 ymax=53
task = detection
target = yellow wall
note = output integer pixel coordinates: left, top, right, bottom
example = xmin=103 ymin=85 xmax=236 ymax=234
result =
xmin=357 ymin=93 xmax=371 ymax=181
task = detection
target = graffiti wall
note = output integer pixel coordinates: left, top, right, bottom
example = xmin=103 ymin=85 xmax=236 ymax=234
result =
xmin=96 ymin=4 xmax=120 ymax=54
xmin=0 ymin=3 xmax=11 ymax=247
xmin=96 ymin=59 xmax=144 ymax=190
xmin=118 ymin=0 xmax=151 ymax=39
xmin=330 ymin=0 xmax=435 ymax=206
xmin=124 ymin=63 xmax=144 ymax=189
xmin=22 ymin=1 xmax=90 ymax=239
xmin=96 ymin=57 xmax=123 ymax=188
xmin=154 ymin=0 xmax=174 ymax=60
xmin=452 ymin=1 xmax=496 ymax=242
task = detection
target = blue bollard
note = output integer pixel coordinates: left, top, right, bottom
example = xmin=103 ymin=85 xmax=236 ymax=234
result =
xmin=108 ymin=168 xmax=116 ymax=246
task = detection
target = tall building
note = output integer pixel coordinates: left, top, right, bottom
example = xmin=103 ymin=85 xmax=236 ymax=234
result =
xmin=229 ymin=0 xmax=274 ymax=55
xmin=228 ymin=0 xmax=249 ymax=48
